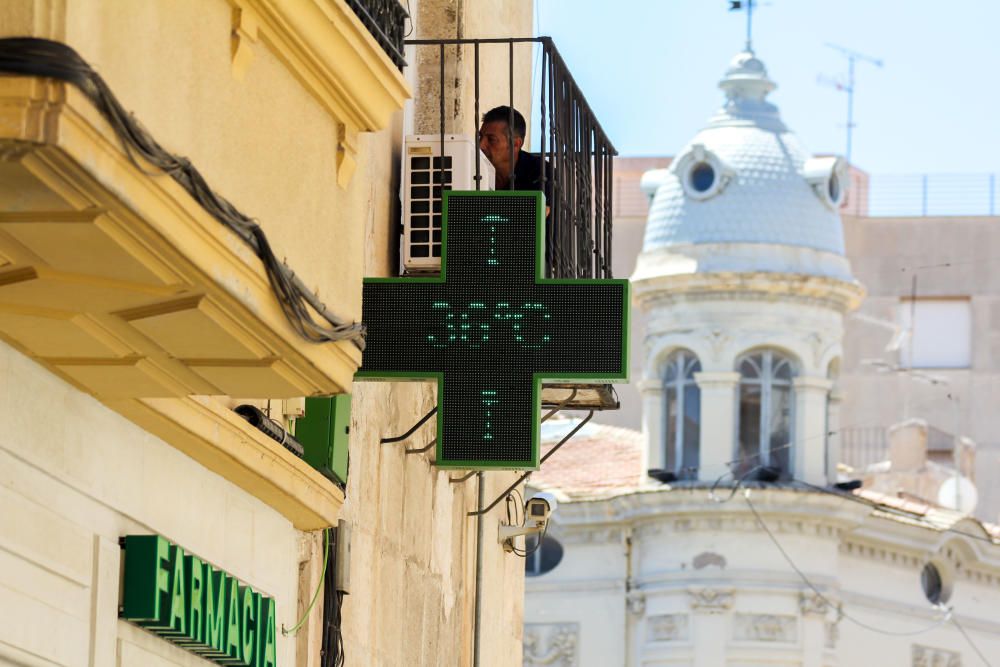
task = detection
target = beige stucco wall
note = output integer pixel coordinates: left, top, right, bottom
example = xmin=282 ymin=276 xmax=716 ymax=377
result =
xmin=1 ymin=0 xmax=534 ymax=665
xmin=0 ymin=338 xmax=303 ymax=666
xmin=5 ymin=0 xmax=377 ymax=324
xmin=526 ymin=487 xmax=1000 ymax=666
xmin=841 ymin=214 xmax=1000 ymax=521
xmin=337 ymin=1 xmax=531 ymax=665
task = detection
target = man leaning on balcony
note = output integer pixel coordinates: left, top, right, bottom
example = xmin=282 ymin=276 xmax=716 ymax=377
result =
xmin=478 ymin=106 xmax=552 ymax=204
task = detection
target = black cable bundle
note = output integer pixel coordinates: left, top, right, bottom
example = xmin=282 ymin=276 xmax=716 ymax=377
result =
xmin=321 ymin=528 xmax=345 ymax=667
xmin=0 ymin=37 xmax=365 ymax=349
xmin=233 ymin=404 xmax=305 ymax=458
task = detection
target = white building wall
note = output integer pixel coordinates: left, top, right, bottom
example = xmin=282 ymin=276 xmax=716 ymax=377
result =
xmin=525 ymin=488 xmax=1000 ymax=666
xmin=0 ymin=339 xmax=302 ymax=666
xmin=523 ymin=530 xmax=627 ymax=666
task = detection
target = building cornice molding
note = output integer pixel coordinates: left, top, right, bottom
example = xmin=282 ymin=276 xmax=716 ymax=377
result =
xmin=227 ymin=0 xmax=411 ymax=187
xmin=633 ymin=271 xmax=865 ymax=314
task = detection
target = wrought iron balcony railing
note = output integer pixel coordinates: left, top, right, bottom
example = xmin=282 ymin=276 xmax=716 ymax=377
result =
xmin=345 ymin=0 xmax=408 ymax=70
xmin=405 ymin=37 xmax=618 ymax=279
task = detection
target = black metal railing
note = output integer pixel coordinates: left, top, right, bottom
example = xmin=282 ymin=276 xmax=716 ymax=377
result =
xmin=404 ymin=37 xmax=618 ymax=279
xmin=345 ymin=0 xmax=408 ymax=70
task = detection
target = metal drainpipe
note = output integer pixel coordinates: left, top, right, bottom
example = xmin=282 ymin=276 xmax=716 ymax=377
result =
xmin=624 ymin=525 xmax=634 ymax=666
xmin=473 ymin=471 xmax=485 ymax=667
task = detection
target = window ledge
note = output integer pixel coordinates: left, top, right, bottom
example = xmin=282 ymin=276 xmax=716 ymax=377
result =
xmin=112 ymin=395 xmax=343 ymax=530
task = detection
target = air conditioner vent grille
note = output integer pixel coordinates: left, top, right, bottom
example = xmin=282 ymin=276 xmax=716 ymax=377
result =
xmin=402 ymin=135 xmax=494 ymax=272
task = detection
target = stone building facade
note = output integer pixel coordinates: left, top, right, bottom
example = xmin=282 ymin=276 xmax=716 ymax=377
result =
xmin=0 ymin=1 xmax=535 ymax=665
xmin=524 ymin=49 xmax=1000 ymax=666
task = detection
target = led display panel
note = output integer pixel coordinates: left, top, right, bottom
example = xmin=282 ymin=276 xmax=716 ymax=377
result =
xmin=358 ymin=191 xmax=628 ymax=469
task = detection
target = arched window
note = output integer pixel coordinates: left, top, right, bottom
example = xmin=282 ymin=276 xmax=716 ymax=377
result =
xmin=663 ymin=350 xmax=701 ymax=480
xmin=736 ymin=350 xmax=795 ymax=480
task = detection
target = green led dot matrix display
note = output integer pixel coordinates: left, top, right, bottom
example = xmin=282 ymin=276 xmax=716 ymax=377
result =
xmin=357 ymin=190 xmax=629 ymax=470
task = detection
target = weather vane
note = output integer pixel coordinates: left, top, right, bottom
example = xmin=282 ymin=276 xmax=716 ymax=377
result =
xmin=728 ymin=0 xmax=764 ymax=52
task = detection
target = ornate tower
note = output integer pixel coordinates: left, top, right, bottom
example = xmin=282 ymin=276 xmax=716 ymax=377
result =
xmin=632 ymin=50 xmax=864 ymax=485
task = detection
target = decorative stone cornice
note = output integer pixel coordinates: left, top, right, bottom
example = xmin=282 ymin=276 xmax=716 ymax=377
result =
xmin=633 ymin=271 xmax=865 ymax=314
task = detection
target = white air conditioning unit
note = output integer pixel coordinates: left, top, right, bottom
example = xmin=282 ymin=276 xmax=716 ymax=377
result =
xmin=402 ymin=134 xmax=495 ymax=273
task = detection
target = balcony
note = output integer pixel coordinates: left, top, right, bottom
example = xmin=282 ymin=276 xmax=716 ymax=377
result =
xmin=403 ymin=37 xmax=620 ymax=410
xmin=345 ymin=0 xmax=408 ymax=70
xmin=405 ymin=37 xmax=617 ymax=280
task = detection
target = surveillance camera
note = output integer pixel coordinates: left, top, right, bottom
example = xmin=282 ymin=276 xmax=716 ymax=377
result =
xmin=525 ymin=492 xmax=558 ymax=523
xmin=499 ymin=492 xmax=560 ymax=551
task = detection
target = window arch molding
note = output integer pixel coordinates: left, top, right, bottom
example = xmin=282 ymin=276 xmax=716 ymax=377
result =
xmin=661 ymin=348 xmax=702 ymax=480
xmin=734 ymin=348 xmax=798 ymax=480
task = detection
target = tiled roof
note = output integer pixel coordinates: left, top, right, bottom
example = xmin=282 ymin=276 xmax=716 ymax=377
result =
xmin=531 ymin=418 xmax=645 ymax=500
xmin=855 ymin=487 xmax=1000 ymax=540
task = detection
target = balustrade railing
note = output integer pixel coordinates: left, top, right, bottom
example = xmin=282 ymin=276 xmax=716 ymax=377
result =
xmin=405 ymin=37 xmax=618 ymax=279
xmin=345 ymin=0 xmax=408 ymax=70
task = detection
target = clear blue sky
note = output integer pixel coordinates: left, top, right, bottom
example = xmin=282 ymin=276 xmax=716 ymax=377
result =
xmin=534 ymin=0 xmax=1000 ymax=176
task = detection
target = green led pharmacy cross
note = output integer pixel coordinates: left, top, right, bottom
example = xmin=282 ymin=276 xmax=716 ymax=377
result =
xmin=357 ymin=191 xmax=629 ymax=469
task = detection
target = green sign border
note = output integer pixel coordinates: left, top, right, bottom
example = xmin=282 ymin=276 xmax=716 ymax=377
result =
xmin=356 ymin=190 xmax=630 ymax=470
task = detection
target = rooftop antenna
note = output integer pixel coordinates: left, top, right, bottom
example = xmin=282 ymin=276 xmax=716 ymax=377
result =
xmin=820 ymin=43 xmax=883 ymax=164
xmin=728 ymin=1 xmax=765 ymax=52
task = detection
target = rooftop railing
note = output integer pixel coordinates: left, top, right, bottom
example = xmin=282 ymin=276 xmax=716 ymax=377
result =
xmin=405 ymin=37 xmax=618 ymax=279
xmin=849 ymin=172 xmax=999 ymax=217
xmin=840 ymin=424 xmax=958 ymax=471
xmin=345 ymin=0 xmax=408 ymax=70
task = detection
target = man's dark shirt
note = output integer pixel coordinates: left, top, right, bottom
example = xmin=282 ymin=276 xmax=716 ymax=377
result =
xmin=511 ymin=150 xmax=553 ymax=202
xmin=511 ymin=150 xmax=556 ymax=271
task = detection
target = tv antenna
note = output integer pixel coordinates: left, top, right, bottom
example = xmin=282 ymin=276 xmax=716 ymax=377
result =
xmin=819 ymin=43 xmax=883 ymax=164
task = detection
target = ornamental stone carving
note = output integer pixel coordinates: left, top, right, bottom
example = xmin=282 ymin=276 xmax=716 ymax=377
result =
xmin=627 ymin=592 xmax=646 ymax=615
xmin=688 ymin=587 xmax=734 ymax=613
xmin=647 ymin=614 xmax=689 ymax=642
xmin=912 ymin=644 xmax=961 ymax=667
xmin=733 ymin=614 xmax=797 ymax=643
xmin=799 ymin=591 xmax=829 ymax=616
xmin=523 ymin=623 xmax=578 ymax=667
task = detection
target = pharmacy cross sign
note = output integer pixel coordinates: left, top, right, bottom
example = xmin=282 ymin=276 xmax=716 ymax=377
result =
xmin=357 ymin=191 xmax=628 ymax=469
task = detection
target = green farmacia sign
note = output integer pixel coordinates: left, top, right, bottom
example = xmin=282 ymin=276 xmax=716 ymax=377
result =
xmin=121 ymin=535 xmax=277 ymax=666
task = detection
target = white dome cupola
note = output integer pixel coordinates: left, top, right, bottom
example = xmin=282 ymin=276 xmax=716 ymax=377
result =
xmin=632 ymin=50 xmax=864 ymax=488
xmin=635 ymin=50 xmax=852 ymax=283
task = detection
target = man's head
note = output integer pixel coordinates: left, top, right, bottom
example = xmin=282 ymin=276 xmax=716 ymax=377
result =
xmin=479 ymin=106 xmax=526 ymax=181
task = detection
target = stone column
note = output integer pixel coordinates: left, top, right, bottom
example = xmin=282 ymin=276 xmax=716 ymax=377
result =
xmin=688 ymin=588 xmax=733 ymax=667
xmin=798 ymin=592 xmax=830 ymax=667
xmin=638 ymin=379 xmax=664 ymax=472
xmin=792 ymin=377 xmax=833 ymax=485
xmin=693 ymin=372 xmax=740 ymax=482
xmin=826 ymin=389 xmax=843 ymax=484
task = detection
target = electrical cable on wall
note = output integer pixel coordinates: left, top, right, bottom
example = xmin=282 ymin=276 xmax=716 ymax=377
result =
xmin=0 ymin=37 xmax=365 ymax=349
xmin=321 ymin=528 xmax=345 ymax=667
